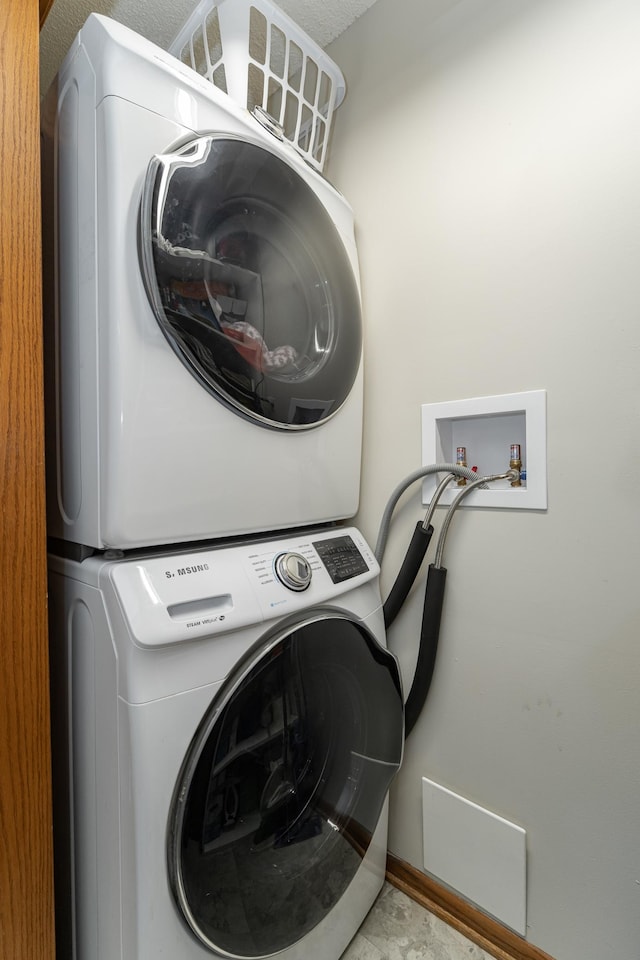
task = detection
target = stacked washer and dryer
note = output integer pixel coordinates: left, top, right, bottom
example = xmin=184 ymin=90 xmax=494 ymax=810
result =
xmin=43 ymin=10 xmax=404 ymax=960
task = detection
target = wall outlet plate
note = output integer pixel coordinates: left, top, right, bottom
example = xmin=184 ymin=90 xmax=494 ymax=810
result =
xmin=421 ymin=389 xmax=547 ymax=510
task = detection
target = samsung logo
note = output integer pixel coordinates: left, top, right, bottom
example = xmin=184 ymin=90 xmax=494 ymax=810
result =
xmin=165 ymin=563 xmax=210 ymax=579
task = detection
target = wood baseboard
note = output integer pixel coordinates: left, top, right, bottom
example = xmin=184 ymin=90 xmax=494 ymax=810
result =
xmin=386 ymin=853 xmax=555 ymax=960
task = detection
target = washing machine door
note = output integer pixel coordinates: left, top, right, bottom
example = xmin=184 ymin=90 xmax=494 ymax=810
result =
xmin=140 ymin=135 xmax=362 ymax=429
xmin=167 ymin=613 xmax=403 ymax=958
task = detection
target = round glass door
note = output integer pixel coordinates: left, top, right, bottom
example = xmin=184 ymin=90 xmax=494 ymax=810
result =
xmin=140 ymin=136 xmax=362 ymax=429
xmin=167 ymin=614 xmax=403 ymax=958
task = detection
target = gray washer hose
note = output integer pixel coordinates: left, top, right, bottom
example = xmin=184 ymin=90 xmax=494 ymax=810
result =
xmin=374 ymin=463 xmax=485 ymax=561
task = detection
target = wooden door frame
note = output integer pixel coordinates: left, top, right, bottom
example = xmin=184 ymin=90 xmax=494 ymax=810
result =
xmin=40 ymin=0 xmax=55 ymax=27
xmin=0 ymin=2 xmax=55 ymax=958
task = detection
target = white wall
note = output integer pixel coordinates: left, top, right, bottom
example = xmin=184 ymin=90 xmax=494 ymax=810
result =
xmin=327 ymin=1 xmax=640 ymax=958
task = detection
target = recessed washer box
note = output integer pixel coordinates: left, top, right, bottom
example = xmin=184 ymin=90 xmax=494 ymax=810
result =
xmin=421 ymin=390 xmax=547 ymax=510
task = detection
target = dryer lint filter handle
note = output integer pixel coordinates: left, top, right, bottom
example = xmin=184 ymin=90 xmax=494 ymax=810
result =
xmin=110 ymin=528 xmax=379 ymax=648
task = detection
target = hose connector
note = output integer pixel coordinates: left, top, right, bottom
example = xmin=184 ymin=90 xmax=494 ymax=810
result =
xmin=506 ymin=466 xmax=521 ymax=485
xmin=434 ymin=470 xmax=516 ymax=569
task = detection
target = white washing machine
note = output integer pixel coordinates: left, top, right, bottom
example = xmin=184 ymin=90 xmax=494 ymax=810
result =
xmin=48 ymin=527 xmax=404 ymax=960
xmin=41 ymin=14 xmax=364 ymax=552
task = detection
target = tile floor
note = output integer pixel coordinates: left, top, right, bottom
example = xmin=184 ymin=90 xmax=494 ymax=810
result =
xmin=341 ymin=882 xmax=494 ymax=960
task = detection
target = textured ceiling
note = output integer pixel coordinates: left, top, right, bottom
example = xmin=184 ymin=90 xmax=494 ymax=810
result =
xmin=40 ymin=0 xmax=379 ymax=96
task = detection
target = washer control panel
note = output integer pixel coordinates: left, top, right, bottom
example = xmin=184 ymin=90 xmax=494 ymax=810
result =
xmin=106 ymin=527 xmax=378 ymax=647
xmin=274 ymin=552 xmax=313 ymax=591
xmin=312 ymin=535 xmax=370 ymax=584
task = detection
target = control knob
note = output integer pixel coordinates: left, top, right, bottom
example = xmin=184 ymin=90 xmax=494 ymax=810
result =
xmin=274 ymin=552 xmax=312 ymax=592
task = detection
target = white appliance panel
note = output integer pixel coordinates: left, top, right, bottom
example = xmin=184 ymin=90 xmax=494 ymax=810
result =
xmin=48 ymin=528 xmax=403 ymax=960
xmin=43 ymin=14 xmax=363 ymax=551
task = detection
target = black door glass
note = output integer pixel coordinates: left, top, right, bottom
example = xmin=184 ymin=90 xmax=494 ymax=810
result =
xmin=140 ymin=136 xmax=362 ymax=430
xmin=167 ymin=616 xmax=403 ymax=957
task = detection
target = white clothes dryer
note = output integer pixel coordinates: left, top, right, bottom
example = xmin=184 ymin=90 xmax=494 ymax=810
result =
xmin=48 ymin=527 xmax=404 ymax=960
xmin=41 ymin=14 xmax=364 ymax=552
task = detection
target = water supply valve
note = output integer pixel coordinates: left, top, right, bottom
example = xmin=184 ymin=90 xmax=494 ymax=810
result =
xmin=509 ymin=444 xmax=522 ymax=486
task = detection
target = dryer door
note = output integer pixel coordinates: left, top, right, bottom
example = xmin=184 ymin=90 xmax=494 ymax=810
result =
xmin=167 ymin=613 xmax=403 ymax=958
xmin=140 ymin=136 xmax=362 ymax=429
